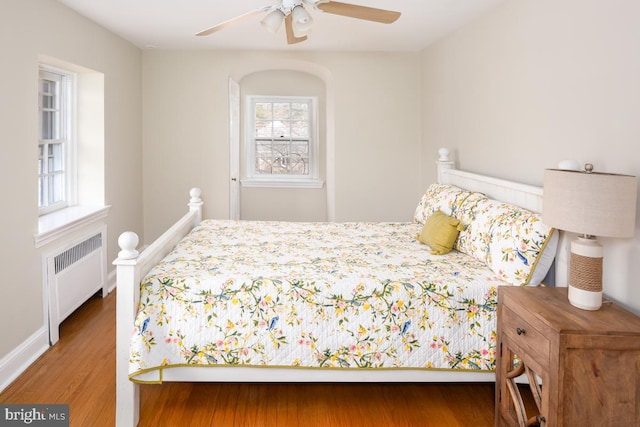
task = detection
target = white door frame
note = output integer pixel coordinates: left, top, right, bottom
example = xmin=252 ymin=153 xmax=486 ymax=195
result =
xmin=229 ymin=78 xmax=240 ymax=220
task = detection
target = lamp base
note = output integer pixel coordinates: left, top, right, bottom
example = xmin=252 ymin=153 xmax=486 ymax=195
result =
xmin=568 ymin=236 xmax=604 ymax=311
xmin=568 ymin=285 xmax=602 ymax=311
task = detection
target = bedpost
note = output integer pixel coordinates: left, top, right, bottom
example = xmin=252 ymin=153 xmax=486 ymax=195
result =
xmin=113 ymin=232 xmax=141 ymax=427
xmin=189 ymin=187 xmax=203 ymax=224
xmin=436 ymin=148 xmax=455 ymax=183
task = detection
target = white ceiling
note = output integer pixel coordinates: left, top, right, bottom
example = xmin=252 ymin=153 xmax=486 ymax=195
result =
xmin=55 ymin=0 xmax=504 ymax=51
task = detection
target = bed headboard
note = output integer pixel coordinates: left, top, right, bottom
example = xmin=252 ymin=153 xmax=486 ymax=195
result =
xmin=435 ymin=148 xmax=568 ymax=287
xmin=436 ymin=148 xmax=544 ymax=214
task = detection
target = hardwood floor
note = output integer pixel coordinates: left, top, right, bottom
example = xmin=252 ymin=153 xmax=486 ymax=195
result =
xmin=0 ymin=291 xmax=501 ymax=426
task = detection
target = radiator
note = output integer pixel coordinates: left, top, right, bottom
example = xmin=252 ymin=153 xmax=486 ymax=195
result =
xmin=45 ymin=226 xmax=107 ymax=344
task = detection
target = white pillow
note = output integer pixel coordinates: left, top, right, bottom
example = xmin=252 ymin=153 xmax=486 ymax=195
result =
xmin=528 ymin=228 xmax=559 ymax=287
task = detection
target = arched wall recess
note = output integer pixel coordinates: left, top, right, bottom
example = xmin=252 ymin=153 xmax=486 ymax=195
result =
xmin=228 ymin=59 xmax=335 ymax=221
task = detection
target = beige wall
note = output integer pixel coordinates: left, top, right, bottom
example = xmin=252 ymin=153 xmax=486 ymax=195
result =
xmin=0 ymin=0 xmax=142 ymax=363
xmin=421 ymin=0 xmax=640 ymax=311
xmin=142 ymin=50 xmax=422 ymax=240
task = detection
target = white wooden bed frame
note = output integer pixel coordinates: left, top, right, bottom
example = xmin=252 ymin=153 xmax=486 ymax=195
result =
xmin=113 ymin=148 xmax=568 ymax=426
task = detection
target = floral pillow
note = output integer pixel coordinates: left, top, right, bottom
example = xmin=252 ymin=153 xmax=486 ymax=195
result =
xmin=454 ymin=196 xmax=555 ymax=286
xmin=452 ymin=192 xmax=490 ymax=259
xmin=413 ymin=184 xmax=475 ymax=224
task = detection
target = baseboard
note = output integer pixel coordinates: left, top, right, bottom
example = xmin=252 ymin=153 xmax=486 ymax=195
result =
xmin=0 ymin=327 xmax=49 ymax=393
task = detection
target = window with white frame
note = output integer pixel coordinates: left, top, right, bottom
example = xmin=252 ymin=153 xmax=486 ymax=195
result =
xmin=244 ymin=96 xmax=322 ymax=188
xmin=38 ymin=67 xmax=75 ymax=214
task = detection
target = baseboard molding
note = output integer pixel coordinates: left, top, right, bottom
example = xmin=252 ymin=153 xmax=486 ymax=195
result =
xmin=0 ymin=327 xmax=49 ymax=393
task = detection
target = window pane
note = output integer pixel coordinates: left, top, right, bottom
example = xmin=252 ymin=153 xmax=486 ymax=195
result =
xmin=272 ymin=121 xmax=289 ymax=138
xmin=269 ymin=142 xmax=288 ymax=175
xmin=271 ymin=142 xmax=289 ymax=158
xmin=272 ymin=103 xmax=290 ymax=120
xmin=291 ymin=142 xmax=309 ymax=156
xmin=255 ymin=103 xmax=272 ymax=120
xmin=42 ymin=80 xmax=54 ymax=95
xmin=42 ymin=94 xmax=54 ymax=109
xmin=270 ymin=159 xmax=288 ymax=174
xmin=255 ymin=120 xmax=272 ymax=138
xmin=255 ymin=141 xmax=273 ymax=174
xmin=42 ymin=111 xmax=52 ymax=139
xmin=255 ymin=156 xmax=271 ymax=174
xmin=48 ymin=143 xmax=63 ymax=172
xmin=291 ymin=121 xmax=308 ymax=138
xmin=38 ymin=176 xmax=44 ymax=208
xmin=291 ymin=103 xmax=308 ymax=120
xmin=256 ymin=141 xmax=272 ymax=153
xmin=48 ymin=173 xmax=64 ymax=205
xmin=38 ymin=145 xmax=44 ymax=174
xmin=289 ymin=154 xmax=308 ymax=175
xmin=291 ymin=142 xmax=309 ymax=175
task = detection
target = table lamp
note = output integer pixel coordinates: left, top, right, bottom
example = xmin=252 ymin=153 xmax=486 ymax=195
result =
xmin=543 ymin=165 xmax=637 ymax=310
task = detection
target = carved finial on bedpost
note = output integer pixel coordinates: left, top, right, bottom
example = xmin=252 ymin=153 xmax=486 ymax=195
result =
xmin=436 ymin=148 xmax=455 ymax=184
xmin=117 ymin=231 xmax=139 ymax=260
xmin=189 ymin=188 xmax=202 ymax=205
xmin=188 ymin=188 xmax=203 ymax=223
xmin=438 ymin=147 xmax=450 ymax=162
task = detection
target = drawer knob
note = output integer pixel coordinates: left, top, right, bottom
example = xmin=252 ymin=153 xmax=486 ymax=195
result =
xmin=516 ymin=327 xmax=526 ymax=335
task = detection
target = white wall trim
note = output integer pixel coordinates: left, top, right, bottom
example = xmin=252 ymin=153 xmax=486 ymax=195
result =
xmin=240 ymin=178 xmax=325 ymax=189
xmin=0 ymin=327 xmax=49 ymax=393
xmin=35 ymin=205 xmax=111 ymax=248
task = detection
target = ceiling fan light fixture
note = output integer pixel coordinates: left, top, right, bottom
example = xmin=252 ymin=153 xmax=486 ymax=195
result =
xmin=291 ymin=5 xmax=313 ymax=35
xmin=302 ymin=0 xmax=328 ymax=6
xmin=261 ymin=8 xmax=285 ymax=33
xmin=197 ymin=1 xmax=401 ymax=45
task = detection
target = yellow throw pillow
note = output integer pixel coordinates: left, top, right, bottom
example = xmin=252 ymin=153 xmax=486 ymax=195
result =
xmin=417 ymin=211 xmax=466 ymax=255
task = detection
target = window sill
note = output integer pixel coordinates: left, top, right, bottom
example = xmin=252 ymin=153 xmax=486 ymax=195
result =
xmin=241 ymin=179 xmax=325 ymax=189
xmin=35 ymin=205 xmax=111 ymax=248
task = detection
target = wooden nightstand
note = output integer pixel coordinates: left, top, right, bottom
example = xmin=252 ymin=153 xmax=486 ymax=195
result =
xmin=495 ymin=286 xmax=640 ymax=426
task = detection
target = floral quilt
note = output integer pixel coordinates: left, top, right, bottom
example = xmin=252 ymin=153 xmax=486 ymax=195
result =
xmin=129 ymin=220 xmax=507 ymax=383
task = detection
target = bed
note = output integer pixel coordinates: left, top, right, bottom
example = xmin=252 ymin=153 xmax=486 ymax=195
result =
xmin=114 ymin=148 xmax=567 ymax=427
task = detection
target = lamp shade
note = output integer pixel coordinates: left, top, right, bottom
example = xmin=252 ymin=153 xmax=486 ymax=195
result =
xmin=543 ymin=168 xmax=638 ymax=238
xmin=291 ymin=5 xmax=313 ymax=36
xmin=261 ymin=9 xmax=285 ymax=33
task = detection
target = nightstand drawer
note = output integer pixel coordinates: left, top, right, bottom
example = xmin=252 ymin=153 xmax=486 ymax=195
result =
xmin=501 ymin=305 xmax=549 ymax=365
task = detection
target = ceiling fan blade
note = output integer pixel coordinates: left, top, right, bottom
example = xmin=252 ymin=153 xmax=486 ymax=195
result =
xmin=196 ymin=6 xmax=273 ymax=36
xmin=316 ymin=1 xmax=400 ymax=24
xmin=285 ymin=14 xmax=307 ymax=45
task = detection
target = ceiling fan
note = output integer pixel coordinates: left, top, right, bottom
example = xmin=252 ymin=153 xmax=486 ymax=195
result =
xmin=196 ymin=0 xmax=401 ymax=45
